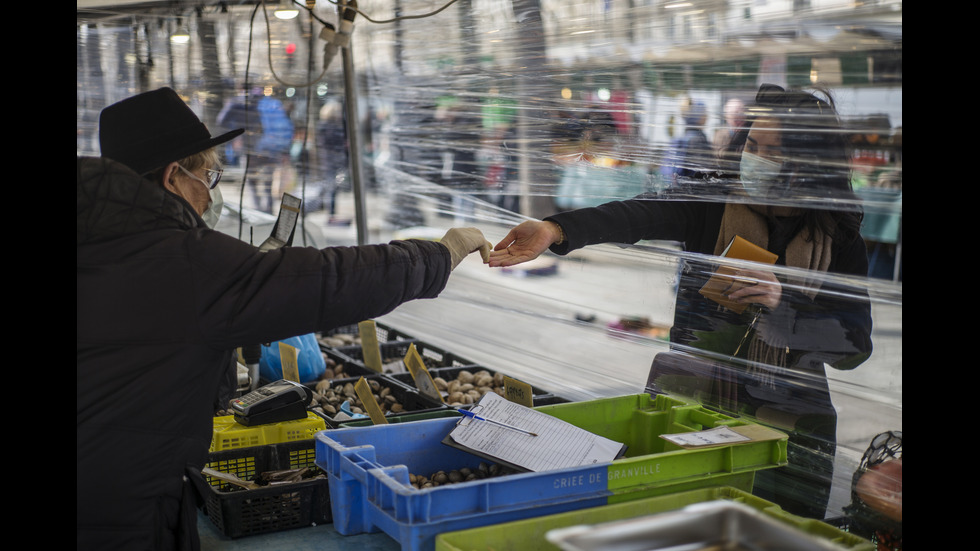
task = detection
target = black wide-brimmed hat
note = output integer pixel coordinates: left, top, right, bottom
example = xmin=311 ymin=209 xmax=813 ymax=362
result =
xmin=99 ymin=87 xmax=244 ymax=175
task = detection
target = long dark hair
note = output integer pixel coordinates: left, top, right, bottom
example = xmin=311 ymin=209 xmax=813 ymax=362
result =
xmin=729 ymin=84 xmax=863 ymax=243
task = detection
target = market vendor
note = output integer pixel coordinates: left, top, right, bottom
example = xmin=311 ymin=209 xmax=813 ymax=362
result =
xmin=488 ymin=84 xmax=873 ymax=519
xmin=76 ymin=87 xmax=491 ymax=550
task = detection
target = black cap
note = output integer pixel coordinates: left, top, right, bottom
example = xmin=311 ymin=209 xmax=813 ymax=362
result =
xmin=99 ymin=87 xmax=244 ymax=174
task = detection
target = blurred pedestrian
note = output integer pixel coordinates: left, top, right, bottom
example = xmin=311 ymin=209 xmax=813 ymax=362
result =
xmin=434 ymin=101 xmax=483 ymax=224
xmin=713 ymin=97 xmax=747 ymax=171
xmin=316 ymin=99 xmax=349 ymax=221
xmin=481 ymin=123 xmax=520 ymax=213
xmin=659 ymin=97 xmax=715 ymax=185
xmin=249 ymin=91 xmax=294 ymax=212
xmin=554 ymin=113 xmax=645 ymax=210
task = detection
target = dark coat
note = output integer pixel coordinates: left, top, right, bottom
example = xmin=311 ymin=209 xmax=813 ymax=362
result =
xmin=76 ymin=157 xmax=451 ymax=550
xmin=545 ymin=194 xmax=874 ymax=518
xmin=545 ymin=195 xmax=873 ymax=420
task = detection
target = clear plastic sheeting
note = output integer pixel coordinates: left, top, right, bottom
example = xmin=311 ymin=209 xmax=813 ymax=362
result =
xmin=77 ymin=0 xmax=902 ymax=531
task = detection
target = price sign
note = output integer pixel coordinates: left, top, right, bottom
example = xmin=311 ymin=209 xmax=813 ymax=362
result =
xmin=404 ymin=344 xmax=444 ymax=403
xmin=504 ymin=375 xmax=533 ymax=407
xmin=354 ymin=376 xmax=388 ymax=425
xmin=358 ymin=320 xmax=384 ymax=373
xmin=278 ymin=341 xmax=301 ymax=383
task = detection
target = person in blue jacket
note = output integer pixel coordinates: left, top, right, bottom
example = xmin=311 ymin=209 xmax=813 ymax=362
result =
xmin=659 ymin=97 xmax=715 ymax=185
xmin=77 ymin=87 xmax=491 ymax=550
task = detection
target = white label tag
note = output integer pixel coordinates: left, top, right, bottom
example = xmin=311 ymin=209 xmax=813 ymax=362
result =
xmin=660 ymin=426 xmax=751 ymax=448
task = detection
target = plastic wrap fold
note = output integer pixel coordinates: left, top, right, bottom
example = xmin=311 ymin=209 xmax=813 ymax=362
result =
xmin=77 ymin=0 xmax=901 ymax=529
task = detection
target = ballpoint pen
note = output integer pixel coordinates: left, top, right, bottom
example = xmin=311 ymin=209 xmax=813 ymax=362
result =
xmin=457 ymin=408 xmax=538 ymax=437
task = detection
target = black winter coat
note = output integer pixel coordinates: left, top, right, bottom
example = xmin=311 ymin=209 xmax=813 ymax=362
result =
xmin=545 ymin=196 xmax=873 ymax=429
xmin=545 ymin=195 xmax=874 ymax=519
xmin=76 ymin=157 xmax=451 ymax=550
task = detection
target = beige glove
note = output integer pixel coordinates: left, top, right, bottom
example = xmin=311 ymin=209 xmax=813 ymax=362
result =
xmin=440 ymin=227 xmax=492 ymax=270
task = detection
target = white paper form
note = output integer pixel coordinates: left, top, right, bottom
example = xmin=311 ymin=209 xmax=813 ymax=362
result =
xmin=447 ymin=392 xmax=625 ymax=472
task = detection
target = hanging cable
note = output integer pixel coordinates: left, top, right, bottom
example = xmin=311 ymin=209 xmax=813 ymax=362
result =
xmin=229 ymin=0 xmax=467 ymax=242
xmin=256 ymin=0 xmax=464 ymax=91
xmin=319 ymin=0 xmax=461 ymax=24
xmin=236 ymin=2 xmax=261 ymax=242
xmin=258 ymin=1 xmax=331 ymax=88
xmin=298 ymin=11 xmax=317 ymax=246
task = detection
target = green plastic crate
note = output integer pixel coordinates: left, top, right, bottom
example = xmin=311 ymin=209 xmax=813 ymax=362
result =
xmin=534 ymin=393 xmax=789 ymax=502
xmin=435 ymin=486 xmax=874 ymax=551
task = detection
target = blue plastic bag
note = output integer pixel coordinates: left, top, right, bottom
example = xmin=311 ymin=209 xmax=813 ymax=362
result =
xmin=258 ymin=333 xmax=326 ymax=383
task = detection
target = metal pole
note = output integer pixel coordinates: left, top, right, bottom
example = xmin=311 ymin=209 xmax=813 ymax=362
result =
xmin=342 ymin=43 xmax=369 ymax=246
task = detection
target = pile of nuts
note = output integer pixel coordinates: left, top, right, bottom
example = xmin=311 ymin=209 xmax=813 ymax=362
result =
xmin=318 ymin=332 xmax=360 ymax=349
xmin=433 ymin=369 xmax=508 ymax=407
xmin=320 ymin=355 xmax=357 ymax=380
xmin=408 ymin=462 xmax=516 ymax=489
xmin=310 ymin=377 xmax=405 ymax=417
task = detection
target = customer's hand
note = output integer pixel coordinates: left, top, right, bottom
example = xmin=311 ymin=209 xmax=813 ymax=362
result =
xmin=488 ymin=220 xmax=562 ymax=268
xmin=440 ymin=227 xmax=492 ymax=270
xmin=724 ymin=269 xmax=782 ymax=310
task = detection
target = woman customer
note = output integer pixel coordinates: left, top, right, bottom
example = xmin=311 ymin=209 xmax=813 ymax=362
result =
xmin=489 ymin=84 xmax=873 ymax=519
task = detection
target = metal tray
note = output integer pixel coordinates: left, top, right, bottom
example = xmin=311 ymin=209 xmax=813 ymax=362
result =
xmin=545 ymin=500 xmax=849 ymax=551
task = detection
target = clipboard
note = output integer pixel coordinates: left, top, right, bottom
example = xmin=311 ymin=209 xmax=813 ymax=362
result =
xmin=698 ymin=235 xmax=778 ymax=314
xmin=441 ymin=392 xmax=627 ymax=473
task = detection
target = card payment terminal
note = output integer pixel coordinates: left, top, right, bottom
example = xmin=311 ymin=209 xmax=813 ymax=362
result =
xmin=231 ymin=379 xmax=312 ymax=426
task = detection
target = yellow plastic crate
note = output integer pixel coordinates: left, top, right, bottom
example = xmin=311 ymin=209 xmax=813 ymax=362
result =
xmin=210 ymin=411 xmax=326 ymax=452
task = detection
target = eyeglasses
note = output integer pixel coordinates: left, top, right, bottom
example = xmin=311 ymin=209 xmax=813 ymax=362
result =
xmin=178 ymin=164 xmax=223 ymax=190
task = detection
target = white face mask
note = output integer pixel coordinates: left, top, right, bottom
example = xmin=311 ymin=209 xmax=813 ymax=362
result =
xmin=177 ymin=164 xmax=223 ymax=228
xmin=739 ymin=151 xmax=784 ymax=198
xmin=202 ymin=185 xmax=223 ymax=229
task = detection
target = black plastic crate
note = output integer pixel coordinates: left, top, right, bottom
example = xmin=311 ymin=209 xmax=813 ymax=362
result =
xmin=391 ymin=365 xmax=567 ymax=407
xmin=317 ymin=322 xmax=415 ymax=349
xmin=190 ymin=440 xmax=330 ymax=539
xmin=529 ymin=393 xmax=572 ymax=407
xmin=318 ymin=346 xmax=382 ymax=380
xmin=305 ymin=373 xmax=449 ymax=428
xmin=255 ymin=348 xmax=376 ymax=390
xmin=337 ymin=340 xmax=477 ymax=371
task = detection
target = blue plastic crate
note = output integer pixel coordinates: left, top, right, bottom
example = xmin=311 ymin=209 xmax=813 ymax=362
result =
xmin=314 ymin=394 xmax=787 ymax=551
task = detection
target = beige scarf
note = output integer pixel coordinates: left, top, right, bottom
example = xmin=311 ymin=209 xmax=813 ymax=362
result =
xmin=714 ymin=202 xmax=833 ymax=277
xmin=713 ymin=202 xmax=834 ymax=373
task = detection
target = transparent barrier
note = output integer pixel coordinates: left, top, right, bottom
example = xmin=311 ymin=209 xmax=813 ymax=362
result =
xmin=77 ymin=0 xmax=901 ymax=538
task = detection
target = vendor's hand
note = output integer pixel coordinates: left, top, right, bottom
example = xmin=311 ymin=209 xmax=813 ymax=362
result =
xmin=440 ymin=227 xmax=492 ymax=270
xmin=488 ymin=221 xmax=561 ymax=267
xmin=723 ymin=269 xmax=782 ymax=310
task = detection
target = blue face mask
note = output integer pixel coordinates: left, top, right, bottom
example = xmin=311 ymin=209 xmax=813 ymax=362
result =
xmin=739 ymin=151 xmax=784 ymax=198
